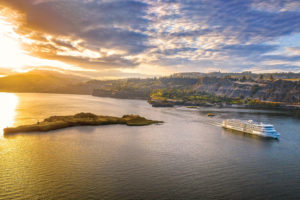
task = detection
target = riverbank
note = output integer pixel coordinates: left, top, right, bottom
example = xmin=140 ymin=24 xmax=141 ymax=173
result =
xmin=148 ymin=98 xmax=300 ymax=112
xmin=4 ymin=113 xmax=163 ymax=135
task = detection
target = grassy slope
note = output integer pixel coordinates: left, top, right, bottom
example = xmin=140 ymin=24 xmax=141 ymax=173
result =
xmin=0 ymin=70 xmax=89 ymax=94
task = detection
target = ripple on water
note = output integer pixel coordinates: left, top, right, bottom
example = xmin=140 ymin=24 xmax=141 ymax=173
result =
xmin=1 ymin=93 xmax=300 ymax=199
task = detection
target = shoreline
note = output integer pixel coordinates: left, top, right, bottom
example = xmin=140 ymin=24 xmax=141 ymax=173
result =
xmin=147 ymin=98 xmax=300 ymax=112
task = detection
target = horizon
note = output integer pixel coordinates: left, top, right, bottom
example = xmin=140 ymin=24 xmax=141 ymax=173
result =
xmin=0 ymin=0 xmax=300 ymax=79
xmin=1 ymin=68 xmax=300 ymax=81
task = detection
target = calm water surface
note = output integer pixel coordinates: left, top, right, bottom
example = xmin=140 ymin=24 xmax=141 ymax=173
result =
xmin=0 ymin=93 xmax=300 ymax=199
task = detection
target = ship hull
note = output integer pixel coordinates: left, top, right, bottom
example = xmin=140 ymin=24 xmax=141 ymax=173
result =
xmin=222 ymin=124 xmax=279 ymax=139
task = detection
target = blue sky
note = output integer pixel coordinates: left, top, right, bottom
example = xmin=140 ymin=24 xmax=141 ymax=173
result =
xmin=0 ymin=0 xmax=300 ymax=78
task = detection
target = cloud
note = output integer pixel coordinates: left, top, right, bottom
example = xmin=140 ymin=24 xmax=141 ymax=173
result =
xmin=1 ymin=0 xmax=300 ymax=77
xmin=250 ymin=64 xmax=300 ymax=73
xmin=251 ymin=0 xmax=300 ymax=13
xmin=0 ymin=0 xmax=150 ymax=64
xmin=221 ymin=44 xmax=278 ymax=57
xmin=262 ymin=55 xmax=300 ymax=62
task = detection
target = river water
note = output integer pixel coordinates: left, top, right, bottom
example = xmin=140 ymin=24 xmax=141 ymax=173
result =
xmin=0 ymin=93 xmax=300 ymax=199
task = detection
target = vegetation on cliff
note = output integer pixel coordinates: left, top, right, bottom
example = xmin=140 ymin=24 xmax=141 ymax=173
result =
xmin=150 ymin=89 xmax=244 ymax=106
xmin=4 ymin=113 xmax=163 ymax=134
xmin=149 ymin=88 xmax=285 ymax=108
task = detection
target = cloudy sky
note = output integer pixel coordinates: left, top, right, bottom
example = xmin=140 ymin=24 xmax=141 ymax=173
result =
xmin=0 ymin=0 xmax=300 ymax=79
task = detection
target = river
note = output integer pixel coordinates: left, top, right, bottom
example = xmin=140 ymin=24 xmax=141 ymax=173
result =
xmin=0 ymin=93 xmax=300 ymax=199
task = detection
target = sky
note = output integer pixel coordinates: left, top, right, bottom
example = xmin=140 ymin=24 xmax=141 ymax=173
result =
xmin=0 ymin=0 xmax=300 ymax=79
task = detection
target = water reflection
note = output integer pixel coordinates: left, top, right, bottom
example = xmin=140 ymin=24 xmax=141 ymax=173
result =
xmin=1 ymin=93 xmax=300 ymax=199
xmin=0 ymin=93 xmax=18 ymax=137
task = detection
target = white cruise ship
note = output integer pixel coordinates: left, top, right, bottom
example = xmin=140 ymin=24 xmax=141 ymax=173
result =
xmin=222 ymin=119 xmax=280 ymax=139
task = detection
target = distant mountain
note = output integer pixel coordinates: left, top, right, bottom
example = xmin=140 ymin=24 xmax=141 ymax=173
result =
xmin=0 ymin=70 xmax=91 ymax=94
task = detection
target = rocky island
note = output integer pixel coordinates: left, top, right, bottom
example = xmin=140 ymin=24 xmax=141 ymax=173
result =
xmin=4 ymin=113 xmax=163 ymax=135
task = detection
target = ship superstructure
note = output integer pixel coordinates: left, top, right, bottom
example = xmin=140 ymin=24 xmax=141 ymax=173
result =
xmin=222 ymin=119 xmax=280 ymax=139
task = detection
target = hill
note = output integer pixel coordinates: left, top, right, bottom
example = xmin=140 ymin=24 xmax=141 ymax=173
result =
xmin=92 ymin=74 xmax=300 ymax=108
xmin=0 ymin=70 xmax=90 ymax=94
xmin=1 ymin=70 xmax=300 ymax=108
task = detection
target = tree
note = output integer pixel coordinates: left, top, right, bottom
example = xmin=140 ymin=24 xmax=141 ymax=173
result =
xmin=259 ymin=74 xmax=264 ymax=80
xmin=269 ymin=74 xmax=274 ymax=81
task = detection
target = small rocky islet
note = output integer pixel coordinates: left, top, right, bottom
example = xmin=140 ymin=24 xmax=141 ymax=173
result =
xmin=4 ymin=113 xmax=163 ymax=135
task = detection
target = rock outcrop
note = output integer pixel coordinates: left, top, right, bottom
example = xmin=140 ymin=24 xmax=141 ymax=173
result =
xmin=195 ymin=77 xmax=300 ymax=103
xmin=4 ymin=113 xmax=163 ymax=135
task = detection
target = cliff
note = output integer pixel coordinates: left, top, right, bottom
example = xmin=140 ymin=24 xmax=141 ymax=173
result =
xmin=2 ymin=70 xmax=299 ymax=105
xmin=92 ymin=88 xmax=150 ymax=100
xmin=195 ymin=77 xmax=300 ymax=103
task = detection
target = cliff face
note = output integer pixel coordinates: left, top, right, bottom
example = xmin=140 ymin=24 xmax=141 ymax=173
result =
xmin=253 ymin=80 xmax=300 ymax=103
xmin=195 ymin=77 xmax=300 ymax=103
xmin=92 ymin=77 xmax=199 ymax=99
xmin=92 ymin=76 xmax=300 ymax=104
xmin=92 ymin=88 xmax=150 ymax=100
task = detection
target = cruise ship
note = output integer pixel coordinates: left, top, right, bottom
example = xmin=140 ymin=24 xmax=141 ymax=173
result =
xmin=222 ymin=119 xmax=280 ymax=139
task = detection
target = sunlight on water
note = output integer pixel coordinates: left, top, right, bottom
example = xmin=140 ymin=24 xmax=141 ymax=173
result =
xmin=0 ymin=93 xmax=300 ymax=199
xmin=0 ymin=93 xmax=18 ymax=138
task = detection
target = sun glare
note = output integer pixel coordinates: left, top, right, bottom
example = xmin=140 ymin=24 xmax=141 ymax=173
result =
xmin=0 ymin=93 xmax=18 ymax=138
xmin=0 ymin=12 xmax=84 ymax=72
xmin=0 ymin=16 xmax=25 ymax=69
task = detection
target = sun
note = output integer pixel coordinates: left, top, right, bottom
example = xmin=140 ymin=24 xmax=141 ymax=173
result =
xmin=0 ymin=10 xmax=84 ymax=72
xmin=0 ymin=15 xmax=26 ymax=69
